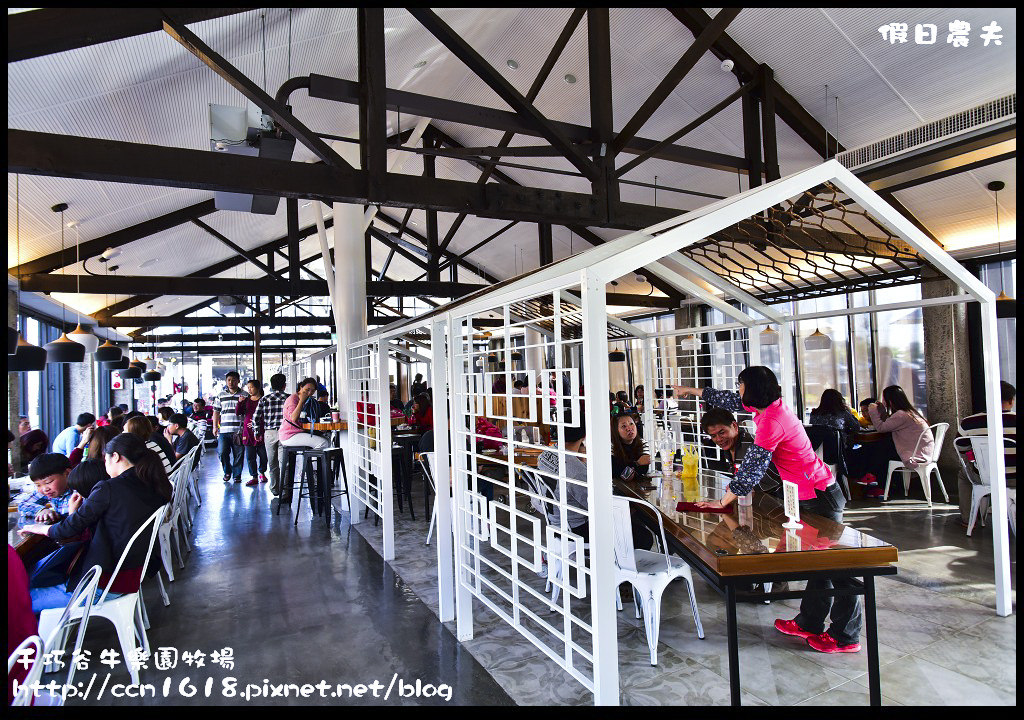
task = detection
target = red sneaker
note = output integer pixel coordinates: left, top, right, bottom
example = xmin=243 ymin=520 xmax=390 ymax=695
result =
xmin=865 ymin=485 xmax=886 ymax=499
xmin=259 ymin=474 xmax=268 ymax=484
xmin=806 ymin=632 xmax=861 ymax=653
xmin=245 ymin=478 xmax=259 ymax=487
xmin=774 ymin=618 xmax=817 ymax=640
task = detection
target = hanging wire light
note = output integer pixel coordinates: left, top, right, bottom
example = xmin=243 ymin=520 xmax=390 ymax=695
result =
xmin=803 ymin=295 xmax=832 ymax=351
xmin=95 ymin=257 xmax=123 ymax=363
xmin=66 ymin=221 xmax=99 ymax=353
xmin=759 ymin=326 xmax=780 ymax=346
xmin=143 ymin=335 xmax=162 ymax=381
xmin=9 ymin=175 xmax=48 ymax=370
xmin=43 ymin=203 xmax=86 ymax=363
xmin=678 ymin=334 xmax=698 ymax=352
xmin=988 ymin=181 xmax=1015 ymax=318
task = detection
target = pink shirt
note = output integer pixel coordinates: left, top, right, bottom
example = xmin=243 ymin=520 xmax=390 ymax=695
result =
xmin=279 ymin=393 xmax=304 ymax=442
xmin=750 ymin=398 xmax=833 ymax=500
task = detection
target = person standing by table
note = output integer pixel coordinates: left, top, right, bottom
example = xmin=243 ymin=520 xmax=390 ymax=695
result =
xmin=676 ymin=366 xmax=862 ymax=654
xmin=254 ymin=374 xmax=290 ymax=497
xmin=237 ymin=379 xmax=268 ymax=487
xmin=213 ymin=372 xmax=247 ymax=483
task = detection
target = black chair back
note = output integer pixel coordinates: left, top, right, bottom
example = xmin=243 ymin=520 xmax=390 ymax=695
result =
xmin=805 ymin=425 xmax=850 ymax=498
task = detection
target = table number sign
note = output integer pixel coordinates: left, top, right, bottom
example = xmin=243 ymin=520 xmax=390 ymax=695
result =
xmin=782 ymin=480 xmax=802 ymax=529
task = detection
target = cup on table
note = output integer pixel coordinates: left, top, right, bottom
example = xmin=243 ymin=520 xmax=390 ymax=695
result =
xmin=331 ymin=412 xmax=340 ymax=422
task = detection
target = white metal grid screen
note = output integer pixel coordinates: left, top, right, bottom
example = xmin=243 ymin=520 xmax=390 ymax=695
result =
xmin=648 ymin=328 xmax=752 ymax=474
xmin=448 ymin=288 xmax=600 ymax=694
xmin=346 ymin=342 xmax=391 ymax=533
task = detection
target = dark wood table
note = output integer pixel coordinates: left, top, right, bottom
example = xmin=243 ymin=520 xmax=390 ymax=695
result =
xmin=615 ymin=472 xmax=898 ymax=707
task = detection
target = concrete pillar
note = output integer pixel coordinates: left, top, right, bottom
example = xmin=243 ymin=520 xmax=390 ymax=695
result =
xmin=331 ymin=141 xmax=367 ymax=413
xmin=66 ymin=359 xmax=97 ymax=422
xmin=525 ymin=327 xmax=546 ymax=384
xmin=8 ymin=287 xmax=22 ymax=472
xmin=922 ymin=277 xmax=972 ymax=495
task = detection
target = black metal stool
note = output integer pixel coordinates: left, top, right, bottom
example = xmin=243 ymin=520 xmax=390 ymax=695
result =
xmin=294 ymin=448 xmax=349 ymax=527
xmin=276 ymin=446 xmax=305 ymax=514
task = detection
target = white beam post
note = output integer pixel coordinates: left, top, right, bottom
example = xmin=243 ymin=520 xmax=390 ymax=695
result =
xmin=448 ymin=313 xmax=475 ymax=641
xmin=377 ymin=341 xmax=395 ymax=562
xmin=579 ymin=269 xmax=619 ymax=705
xmin=430 ymin=318 xmax=455 ymax=622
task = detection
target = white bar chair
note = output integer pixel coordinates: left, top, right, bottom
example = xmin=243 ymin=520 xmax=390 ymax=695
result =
xmin=37 ymin=504 xmax=169 ymax=686
xmin=883 ymin=422 xmax=949 ymax=505
xmin=611 ymin=495 xmax=704 ymax=665
xmin=967 ymin=435 xmax=1017 ymax=537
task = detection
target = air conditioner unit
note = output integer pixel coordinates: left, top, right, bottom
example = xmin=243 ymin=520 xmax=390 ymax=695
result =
xmin=218 ymin=296 xmax=247 ymax=315
xmin=209 ymin=102 xmax=296 ymax=215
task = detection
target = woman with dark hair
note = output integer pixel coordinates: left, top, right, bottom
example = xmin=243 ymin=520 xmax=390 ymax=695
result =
xmin=410 ymin=373 xmax=427 ymax=398
xmin=18 ymin=433 xmax=172 ymax=612
xmin=676 ymin=367 xmax=862 ymax=655
xmin=634 ymin=385 xmax=646 ymax=414
xmin=809 ymin=389 xmax=861 ymax=435
xmin=69 ymin=424 xmax=119 ymax=469
xmin=611 ymin=414 xmax=650 ymax=481
xmin=66 ymin=458 xmax=109 ymax=498
xmin=279 ymin=377 xmax=330 ymax=452
xmin=124 ymin=416 xmax=174 ymax=475
xmin=848 ymin=385 xmax=933 ymax=498
xmin=238 ymin=379 xmax=269 ymax=486
xmin=407 ymin=393 xmax=433 ymax=434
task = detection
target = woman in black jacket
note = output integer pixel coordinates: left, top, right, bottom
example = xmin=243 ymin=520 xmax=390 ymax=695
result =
xmin=20 ymin=433 xmax=172 ymax=612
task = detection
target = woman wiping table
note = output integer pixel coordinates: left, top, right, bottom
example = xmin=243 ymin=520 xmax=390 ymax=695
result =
xmin=675 ymin=366 xmax=862 ymax=654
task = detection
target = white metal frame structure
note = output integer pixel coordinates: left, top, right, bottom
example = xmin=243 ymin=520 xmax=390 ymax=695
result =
xmin=352 ymin=159 xmax=1011 ymax=705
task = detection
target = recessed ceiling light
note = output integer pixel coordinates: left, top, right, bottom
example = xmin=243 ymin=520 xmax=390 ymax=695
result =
xmin=564 ymin=74 xmax=577 ymax=84
xmin=506 ymin=59 xmax=519 ymax=69
xmin=413 ymin=60 xmax=427 ymax=69
xmin=140 ymin=258 xmax=159 ymax=268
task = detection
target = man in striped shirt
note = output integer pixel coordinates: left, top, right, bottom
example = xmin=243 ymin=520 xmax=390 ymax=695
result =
xmin=213 ymin=371 xmax=247 ymax=483
xmin=253 ymin=373 xmax=290 ymax=497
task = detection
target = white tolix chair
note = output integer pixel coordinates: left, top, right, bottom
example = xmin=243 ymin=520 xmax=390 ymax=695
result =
xmin=884 ymin=423 xmax=949 ymax=505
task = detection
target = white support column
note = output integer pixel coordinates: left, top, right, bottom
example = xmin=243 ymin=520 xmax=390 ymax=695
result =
xmin=377 ymin=342 xmax=395 ymax=562
xmin=448 ymin=314 xmax=474 ymax=641
xmin=979 ymin=301 xmax=1011 ymax=616
xmin=778 ymin=320 xmax=796 ymax=409
xmin=579 ymin=269 xmax=619 ymax=706
xmin=430 ymin=319 xmax=455 ymax=622
xmin=641 ymin=340 xmax=655 ymax=446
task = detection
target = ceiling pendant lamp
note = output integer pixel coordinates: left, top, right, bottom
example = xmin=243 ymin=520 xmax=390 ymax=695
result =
xmin=109 ymin=356 xmax=130 ymax=371
xmin=9 ymin=175 xmax=47 ymax=371
xmin=510 ymin=350 xmax=523 ymax=361
xmin=66 ymin=218 xmax=100 ymax=353
xmin=803 ymin=328 xmax=832 ymax=351
xmin=9 ymin=335 xmax=48 ymax=372
xmin=121 ymin=362 xmax=142 ymax=379
xmin=987 ymin=181 xmax=1015 ymax=319
xmin=44 ymin=203 xmax=86 ymax=363
xmin=759 ymin=326 xmax=780 ymax=346
xmin=608 ymin=350 xmax=626 ymax=362
xmin=129 ymin=357 xmax=147 ymax=372
xmin=144 ymin=369 xmax=162 ymax=381
xmin=678 ymin=334 xmax=698 ymax=352
xmin=487 ymin=353 xmax=498 ymax=363
xmin=95 ymin=338 xmax=123 ymax=364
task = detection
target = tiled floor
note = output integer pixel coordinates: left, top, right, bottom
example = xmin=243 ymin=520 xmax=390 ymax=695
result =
xmin=352 ymin=476 xmax=1016 ymax=707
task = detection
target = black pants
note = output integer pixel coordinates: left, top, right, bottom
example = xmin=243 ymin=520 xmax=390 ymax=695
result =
xmin=847 ymin=435 xmax=900 ymax=482
xmin=793 ymin=483 xmax=863 ymax=647
xmin=244 ymin=442 xmax=268 ymax=478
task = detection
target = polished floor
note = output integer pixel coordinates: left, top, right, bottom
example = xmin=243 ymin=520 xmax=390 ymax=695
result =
xmin=353 ymin=475 xmax=1016 ymax=706
xmin=61 ymin=451 xmax=513 ymax=706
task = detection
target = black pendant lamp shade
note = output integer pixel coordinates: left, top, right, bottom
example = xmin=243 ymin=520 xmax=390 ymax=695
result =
xmin=8 ymin=327 xmax=18 ymax=355
xmin=608 ymin=350 xmax=626 ymax=362
xmin=121 ymin=364 xmax=142 ymax=380
xmin=129 ymin=359 xmax=147 ymax=372
xmin=108 ymin=357 xmax=130 ymax=371
xmin=510 ymin=351 xmax=523 ymax=361
xmin=44 ymin=333 xmax=86 ymax=363
xmin=95 ymin=340 xmax=123 ymax=364
xmin=996 ymin=294 xmax=1016 ymax=319
xmin=9 ymin=335 xmax=47 ymax=371
xmin=143 ymin=370 xmax=162 ymax=381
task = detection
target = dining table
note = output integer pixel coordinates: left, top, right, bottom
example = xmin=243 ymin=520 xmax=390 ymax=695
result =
xmin=615 ymin=469 xmax=898 ymax=707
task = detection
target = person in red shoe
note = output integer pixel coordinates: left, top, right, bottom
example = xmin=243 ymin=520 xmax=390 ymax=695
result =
xmin=676 ymin=366 xmax=862 ymax=654
xmin=237 ymin=379 xmax=268 ymax=487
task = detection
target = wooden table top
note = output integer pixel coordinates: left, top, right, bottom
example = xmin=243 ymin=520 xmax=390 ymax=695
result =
xmin=304 ymin=416 xmax=406 ymax=432
xmin=472 ymin=445 xmax=545 ymax=468
xmin=615 ymin=472 xmax=897 ymax=577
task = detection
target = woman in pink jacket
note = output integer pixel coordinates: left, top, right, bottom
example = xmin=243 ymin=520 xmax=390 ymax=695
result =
xmin=851 ymin=385 xmax=933 ymax=498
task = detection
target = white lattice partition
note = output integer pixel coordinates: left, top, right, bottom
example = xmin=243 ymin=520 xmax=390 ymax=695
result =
xmin=346 ymin=339 xmax=394 ymax=560
xmin=445 ymin=279 xmax=620 ymax=704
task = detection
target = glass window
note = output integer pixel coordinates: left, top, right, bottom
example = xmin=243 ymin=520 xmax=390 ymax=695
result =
xmin=849 ymin=292 xmax=875 ymax=404
xmin=873 ymin=284 xmax=927 ymax=417
xmin=795 ymin=295 xmax=851 ymax=419
xmin=23 ymin=317 xmax=42 ymax=433
xmin=980 ymin=259 xmax=1016 ymax=386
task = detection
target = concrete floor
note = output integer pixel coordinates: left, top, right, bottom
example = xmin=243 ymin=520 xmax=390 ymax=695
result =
xmin=59 ymin=452 xmax=512 ymax=706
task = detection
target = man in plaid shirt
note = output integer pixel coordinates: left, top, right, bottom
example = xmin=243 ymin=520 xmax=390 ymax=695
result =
xmin=253 ymin=373 xmax=290 ymax=496
xmin=17 ymin=454 xmax=74 ymax=523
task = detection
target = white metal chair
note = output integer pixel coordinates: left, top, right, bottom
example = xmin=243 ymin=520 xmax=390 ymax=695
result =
xmin=418 ymin=452 xmax=438 ymax=545
xmin=37 ymin=504 xmax=169 ymax=686
xmin=884 ymin=422 xmax=949 ymax=505
xmin=8 ymin=635 xmax=45 ymax=707
xmin=611 ymin=495 xmax=704 ymax=665
xmin=966 ymin=435 xmax=1017 ymax=537
xmin=158 ymin=458 xmax=193 ymax=582
xmin=40 ymin=564 xmax=102 ymax=677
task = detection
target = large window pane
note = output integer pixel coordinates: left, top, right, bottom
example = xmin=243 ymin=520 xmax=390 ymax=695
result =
xmin=981 ymin=259 xmax=1016 ymax=386
xmin=849 ymin=292 xmax=875 ymax=404
xmin=795 ymin=295 xmax=851 ymax=420
xmin=874 ymin=285 xmax=927 ymax=417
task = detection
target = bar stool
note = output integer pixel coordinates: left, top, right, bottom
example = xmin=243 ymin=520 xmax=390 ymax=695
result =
xmin=276 ymin=446 xmax=305 ymax=514
xmin=295 ymin=448 xmax=350 ymax=527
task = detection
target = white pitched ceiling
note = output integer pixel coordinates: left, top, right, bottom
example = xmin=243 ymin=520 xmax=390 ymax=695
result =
xmin=7 ymin=7 xmax=1016 ymax=323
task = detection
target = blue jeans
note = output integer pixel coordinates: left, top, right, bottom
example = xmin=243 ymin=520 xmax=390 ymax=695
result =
xmin=30 ymin=584 xmax=121 ymax=613
xmin=217 ymin=433 xmax=244 ymax=479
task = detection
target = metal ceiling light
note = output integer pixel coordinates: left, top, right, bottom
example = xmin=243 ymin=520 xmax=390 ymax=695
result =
xmin=95 ymin=337 xmax=123 ymax=363
xmin=9 ymin=175 xmax=47 ymax=370
xmin=109 ymin=357 xmax=130 ymax=371
xmin=608 ymin=350 xmax=626 ymax=362
xmin=988 ymin=181 xmax=1015 ymax=318
xmin=510 ymin=350 xmax=523 ymax=361
xmin=66 ymin=218 xmax=99 ymax=354
xmin=678 ymin=334 xmax=698 ymax=352
xmin=802 ymin=296 xmax=832 ymax=351
xmin=43 ymin=203 xmax=86 ymax=363
xmin=144 ymin=369 xmax=162 ymax=381
xmin=759 ymin=326 xmax=780 ymax=345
